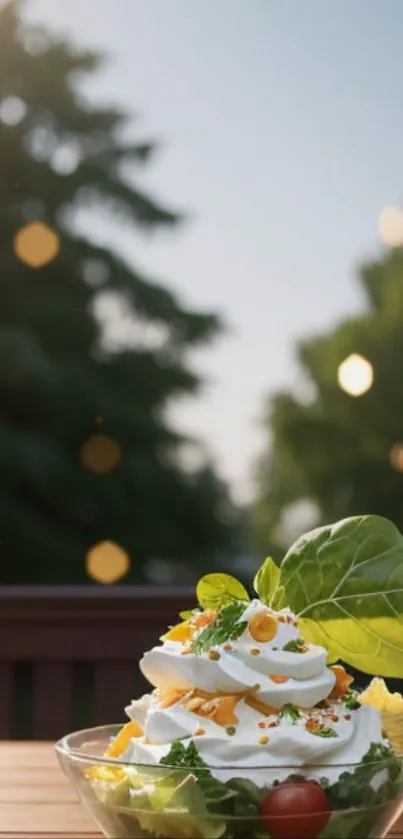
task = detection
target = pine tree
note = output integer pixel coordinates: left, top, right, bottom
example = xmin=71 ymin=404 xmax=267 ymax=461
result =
xmin=255 ymin=244 xmax=403 ymax=556
xmin=0 ymin=0 xmax=235 ymax=583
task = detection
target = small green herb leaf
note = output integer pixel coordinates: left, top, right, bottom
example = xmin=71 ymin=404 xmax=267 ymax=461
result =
xmin=179 ymin=607 xmax=200 ymax=620
xmin=344 ymin=690 xmax=360 ymax=711
xmin=283 ymin=637 xmax=308 ymax=653
xmin=190 ymin=602 xmax=246 ymax=654
xmin=278 ymin=703 xmax=300 ymax=723
xmin=253 ymin=557 xmax=280 ymax=606
xmin=309 ymin=724 xmax=338 ymax=738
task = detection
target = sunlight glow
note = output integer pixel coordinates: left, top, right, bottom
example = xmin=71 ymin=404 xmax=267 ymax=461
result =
xmin=337 ymin=353 xmax=374 ymax=397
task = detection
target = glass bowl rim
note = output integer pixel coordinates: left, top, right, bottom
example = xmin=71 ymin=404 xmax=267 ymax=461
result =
xmin=55 ymin=724 xmax=403 ymax=771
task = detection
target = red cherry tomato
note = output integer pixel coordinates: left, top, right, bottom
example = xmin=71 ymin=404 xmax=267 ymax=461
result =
xmin=260 ymin=780 xmax=331 ymax=839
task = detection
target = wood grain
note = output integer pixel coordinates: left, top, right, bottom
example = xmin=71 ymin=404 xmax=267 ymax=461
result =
xmin=0 ymin=741 xmax=100 ymax=837
xmin=0 ymin=741 xmax=402 ymax=838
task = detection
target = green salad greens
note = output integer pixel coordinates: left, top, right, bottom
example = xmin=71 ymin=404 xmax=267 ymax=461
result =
xmin=87 ymin=740 xmax=402 ymax=839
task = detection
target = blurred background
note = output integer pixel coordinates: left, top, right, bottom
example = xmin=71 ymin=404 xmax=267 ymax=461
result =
xmin=2 ymin=0 xmax=403 ymax=735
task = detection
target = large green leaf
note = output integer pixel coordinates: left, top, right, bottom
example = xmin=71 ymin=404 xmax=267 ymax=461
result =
xmin=272 ymin=515 xmax=403 ymax=677
xmin=196 ymin=573 xmax=249 ymax=612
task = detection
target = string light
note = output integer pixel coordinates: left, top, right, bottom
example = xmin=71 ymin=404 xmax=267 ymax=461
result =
xmin=14 ymin=221 xmax=59 ymax=268
xmin=86 ymin=541 xmax=130 ymax=584
xmin=337 ymin=354 xmax=373 ymax=397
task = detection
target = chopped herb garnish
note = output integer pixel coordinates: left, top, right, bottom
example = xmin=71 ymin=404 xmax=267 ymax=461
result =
xmin=283 ymin=637 xmax=308 ymax=653
xmin=278 ymin=703 xmax=300 ymax=723
xmin=190 ymin=602 xmax=247 ymax=654
xmin=344 ymin=690 xmax=360 ymax=710
xmin=230 ymin=621 xmax=248 ymax=640
xmin=307 ymin=722 xmax=338 ymax=738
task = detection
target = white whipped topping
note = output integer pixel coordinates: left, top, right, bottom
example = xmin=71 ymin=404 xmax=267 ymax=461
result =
xmin=123 ymin=600 xmax=385 ymax=785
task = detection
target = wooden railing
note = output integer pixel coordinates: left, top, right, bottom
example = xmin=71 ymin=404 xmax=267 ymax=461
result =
xmin=0 ymin=586 xmax=194 ymax=741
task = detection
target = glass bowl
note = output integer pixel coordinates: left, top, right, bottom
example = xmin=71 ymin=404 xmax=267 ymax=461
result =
xmin=55 ymin=725 xmax=403 ymax=839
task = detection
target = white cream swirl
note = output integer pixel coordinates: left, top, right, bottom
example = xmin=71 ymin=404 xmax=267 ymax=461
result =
xmin=123 ymin=600 xmax=385 ymax=785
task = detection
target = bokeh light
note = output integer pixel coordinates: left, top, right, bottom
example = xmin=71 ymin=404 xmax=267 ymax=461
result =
xmin=0 ymin=96 xmax=27 ymax=126
xmin=86 ymin=541 xmax=130 ymax=583
xmin=14 ymin=221 xmax=60 ymax=268
xmin=378 ymin=206 xmax=403 ymax=247
xmin=82 ymin=259 xmax=109 ymax=287
xmin=390 ymin=444 xmax=403 ymax=472
xmin=51 ymin=142 xmax=81 ymax=175
xmin=337 ymin=353 xmax=374 ymax=397
xmin=81 ymin=434 xmax=121 ymax=474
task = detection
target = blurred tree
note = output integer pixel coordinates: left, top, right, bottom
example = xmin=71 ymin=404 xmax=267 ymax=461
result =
xmin=255 ymin=244 xmax=403 ymax=556
xmin=0 ymin=0 xmax=237 ymax=583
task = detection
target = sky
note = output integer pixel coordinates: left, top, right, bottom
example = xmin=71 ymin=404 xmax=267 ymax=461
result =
xmin=25 ymin=0 xmax=403 ymax=501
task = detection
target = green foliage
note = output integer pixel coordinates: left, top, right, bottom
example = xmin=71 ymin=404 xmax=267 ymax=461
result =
xmin=0 ymin=0 xmax=236 ymax=582
xmin=269 ymin=514 xmax=403 ymax=676
xmin=160 ymin=741 xmax=260 ymax=818
xmin=196 ymin=572 xmax=249 ymax=611
xmin=277 ymin=703 xmax=300 ymax=723
xmin=253 ymin=556 xmax=279 ymax=605
xmin=190 ymin=602 xmax=247 ymax=654
xmin=255 ymin=240 xmax=403 ymax=559
xmin=282 ymin=637 xmax=307 ymax=652
xmin=327 ymin=742 xmax=402 ymax=808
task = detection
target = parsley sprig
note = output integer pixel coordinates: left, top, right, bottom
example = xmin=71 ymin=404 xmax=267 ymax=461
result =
xmin=283 ymin=637 xmax=308 ymax=653
xmin=344 ymin=690 xmax=360 ymax=710
xmin=190 ymin=602 xmax=247 ymax=654
xmin=278 ymin=703 xmax=300 ymax=723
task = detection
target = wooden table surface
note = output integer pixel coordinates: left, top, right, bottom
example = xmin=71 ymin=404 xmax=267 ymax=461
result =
xmin=1 ymin=741 xmax=403 ymax=839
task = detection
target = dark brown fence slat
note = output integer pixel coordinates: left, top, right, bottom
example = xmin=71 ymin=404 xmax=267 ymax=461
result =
xmin=0 ymin=586 xmax=194 ymax=739
xmin=2 ymin=627 xmax=165 ymax=661
xmin=33 ymin=663 xmax=73 ymax=740
xmin=0 ymin=663 xmax=13 ymax=738
xmin=94 ymin=662 xmax=137 ymax=726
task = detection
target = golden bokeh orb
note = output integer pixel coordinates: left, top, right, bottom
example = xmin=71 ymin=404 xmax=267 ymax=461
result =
xmin=86 ymin=541 xmax=130 ymax=584
xmin=81 ymin=434 xmax=121 ymax=474
xmin=14 ymin=221 xmax=60 ymax=268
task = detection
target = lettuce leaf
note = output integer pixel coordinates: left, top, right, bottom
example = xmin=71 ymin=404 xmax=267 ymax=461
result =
xmin=269 ymin=515 xmax=403 ymax=676
xmin=135 ymin=775 xmax=226 ymax=839
xmin=160 ymin=741 xmax=261 ymax=818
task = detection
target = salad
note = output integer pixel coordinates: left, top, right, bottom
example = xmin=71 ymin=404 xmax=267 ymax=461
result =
xmin=83 ymin=515 xmax=403 ymax=838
